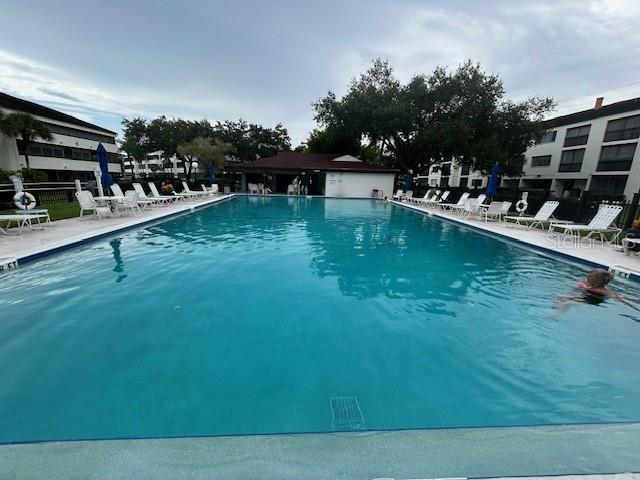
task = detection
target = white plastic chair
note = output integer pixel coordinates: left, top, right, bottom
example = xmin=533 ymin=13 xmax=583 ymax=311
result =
xmin=116 ymin=191 xmax=141 ymax=216
xmin=482 ymin=201 xmax=511 ymax=222
xmin=76 ymin=191 xmax=113 ymax=220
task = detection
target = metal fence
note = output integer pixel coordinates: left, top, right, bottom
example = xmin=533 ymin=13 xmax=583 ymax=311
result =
xmin=0 ymin=182 xmax=87 ymax=210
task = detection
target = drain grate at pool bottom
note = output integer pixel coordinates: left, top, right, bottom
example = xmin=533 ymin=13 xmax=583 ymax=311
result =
xmin=331 ymin=396 xmax=365 ymax=431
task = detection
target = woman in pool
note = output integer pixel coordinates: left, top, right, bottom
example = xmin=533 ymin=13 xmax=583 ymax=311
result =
xmin=552 ymin=268 xmax=639 ymax=316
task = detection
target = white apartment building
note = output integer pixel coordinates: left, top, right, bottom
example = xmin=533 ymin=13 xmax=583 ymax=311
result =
xmin=0 ymin=92 xmax=121 ymax=181
xmin=122 ymin=150 xmax=186 ymax=176
xmin=520 ymin=97 xmax=640 ymax=199
xmin=422 ymin=97 xmax=640 ymax=200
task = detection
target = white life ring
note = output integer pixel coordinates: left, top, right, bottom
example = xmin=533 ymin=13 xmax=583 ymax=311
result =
xmin=13 ymin=192 xmax=37 ymax=210
xmin=515 ymin=199 xmax=528 ymax=214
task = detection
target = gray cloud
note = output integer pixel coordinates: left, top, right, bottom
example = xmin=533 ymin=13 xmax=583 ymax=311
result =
xmin=0 ymin=0 xmax=638 ymax=144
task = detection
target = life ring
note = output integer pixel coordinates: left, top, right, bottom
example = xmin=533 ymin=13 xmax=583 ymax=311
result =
xmin=13 ymin=191 xmax=36 ymax=210
xmin=515 ymin=199 xmax=528 ymax=214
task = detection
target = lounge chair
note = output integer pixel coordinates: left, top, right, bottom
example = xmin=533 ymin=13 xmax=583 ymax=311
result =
xmin=0 ymin=212 xmax=51 ymax=234
xmin=109 ymin=184 xmax=127 ymax=199
xmin=76 ymin=191 xmax=113 ymax=220
xmin=549 ymin=204 xmax=623 ymax=244
xmin=622 ymin=237 xmax=640 ymax=255
xmin=481 ymin=201 xmax=512 ymax=222
xmin=392 ymin=189 xmax=404 ymax=200
xmin=181 ymin=181 xmax=207 ymax=199
xmin=409 ymin=191 xmax=432 ymax=205
xmin=422 ymin=190 xmax=450 ymax=207
xmin=201 ymin=184 xmax=218 ymax=196
xmin=133 ymin=183 xmax=167 ymax=206
xmin=439 ymin=192 xmax=470 ymax=210
xmin=504 ymin=201 xmax=560 ymax=229
xmin=148 ymin=182 xmax=179 ymax=202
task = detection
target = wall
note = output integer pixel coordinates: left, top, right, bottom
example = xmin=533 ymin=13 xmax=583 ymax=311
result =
xmin=324 ymin=172 xmax=395 ymax=198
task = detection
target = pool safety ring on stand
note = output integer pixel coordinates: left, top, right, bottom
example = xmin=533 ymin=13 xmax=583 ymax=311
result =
xmin=13 ymin=191 xmax=36 ymax=210
xmin=515 ymin=199 xmax=528 ymax=215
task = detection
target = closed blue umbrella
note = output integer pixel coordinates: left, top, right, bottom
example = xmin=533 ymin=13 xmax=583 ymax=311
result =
xmin=485 ymin=162 xmax=500 ymax=199
xmin=403 ymin=169 xmax=413 ymax=191
xmin=97 ymin=143 xmax=113 ymax=189
xmin=207 ymin=163 xmax=216 ymax=184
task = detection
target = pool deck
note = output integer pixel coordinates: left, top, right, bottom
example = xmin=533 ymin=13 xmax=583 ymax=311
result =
xmin=390 ymin=200 xmax=640 ymax=280
xmin=1 ymin=423 xmax=638 ymax=479
xmin=0 ymin=194 xmax=235 ymax=264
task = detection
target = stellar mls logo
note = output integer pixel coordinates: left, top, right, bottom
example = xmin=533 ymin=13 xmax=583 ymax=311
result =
xmin=546 ymin=234 xmax=597 ymax=249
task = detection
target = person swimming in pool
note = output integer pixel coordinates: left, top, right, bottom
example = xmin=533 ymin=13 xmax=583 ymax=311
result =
xmin=552 ymin=268 xmax=639 ymax=316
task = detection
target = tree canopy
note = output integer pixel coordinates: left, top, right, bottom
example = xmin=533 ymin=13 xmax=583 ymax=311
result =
xmin=121 ymin=116 xmax=291 ymax=164
xmin=311 ymin=59 xmax=554 ymax=176
xmin=177 ymin=137 xmax=235 ymax=177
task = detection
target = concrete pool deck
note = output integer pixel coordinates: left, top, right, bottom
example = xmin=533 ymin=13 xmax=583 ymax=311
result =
xmin=1 ymin=423 xmax=638 ymax=479
xmin=0 ymin=194 xmax=235 ymax=264
xmin=390 ymin=200 xmax=640 ymax=280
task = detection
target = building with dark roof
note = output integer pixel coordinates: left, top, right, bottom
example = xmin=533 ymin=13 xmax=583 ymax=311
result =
xmin=519 ymin=96 xmax=640 ymax=199
xmin=0 ymin=92 xmax=121 ymax=181
xmin=231 ymin=151 xmax=398 ymax=197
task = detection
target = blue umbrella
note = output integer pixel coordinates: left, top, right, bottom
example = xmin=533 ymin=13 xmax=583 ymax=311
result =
xmin=207 ymin=163 xmax=216 ymax=184
xmin=97 ymin=143 xmax=113 ymax=188
xmin=403 ymin=169 xmax=413 ymax=191
xmin=485 ymin=162 xmax=500 ymax=199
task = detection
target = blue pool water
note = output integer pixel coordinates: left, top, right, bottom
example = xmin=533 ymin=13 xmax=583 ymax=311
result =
xmin=0 ymin=196 xmax=639 ymax=443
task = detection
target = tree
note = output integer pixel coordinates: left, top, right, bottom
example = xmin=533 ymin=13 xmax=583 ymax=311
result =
xmin=305 ymin=127 xmax=361 ymax=156
xmin=177 ymin=137 xmax=235 ymax=179
xmin=312 ymin=59 xmax=555 ymax=176
xmin=214 ymin=120 xmax=291 ymax=161
xmin=0 ymin=112 xmax=53 ymax=169
xmin=121 ymin=117 xmax=150 ymax=161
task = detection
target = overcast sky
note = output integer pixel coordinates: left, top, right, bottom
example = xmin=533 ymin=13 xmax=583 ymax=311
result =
xmin=1 ymin=0 xmax=639 ymax=146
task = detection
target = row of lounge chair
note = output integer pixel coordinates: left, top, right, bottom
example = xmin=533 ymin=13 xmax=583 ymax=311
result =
xmin=76 ymin=182 xmax=220 ymax=220
xmin=395 ymin=189 xmax=625 ymax=244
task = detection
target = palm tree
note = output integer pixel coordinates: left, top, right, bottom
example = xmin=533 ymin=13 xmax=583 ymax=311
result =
xmin=0 ymin=112 xmax=53 ymax=169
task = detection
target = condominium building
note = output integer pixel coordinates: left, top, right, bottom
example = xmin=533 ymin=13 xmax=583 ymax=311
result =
xmin=0 ymin=92 xmax=121 ymax=181
xmin=423 ymin=97 xmax=640 ymax=200
xmin=519 ymin=97 xmax=640 ymax=199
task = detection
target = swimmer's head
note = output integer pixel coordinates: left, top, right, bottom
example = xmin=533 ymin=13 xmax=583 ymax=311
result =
xmin=587 ymin=269 xmax=614 ymax=288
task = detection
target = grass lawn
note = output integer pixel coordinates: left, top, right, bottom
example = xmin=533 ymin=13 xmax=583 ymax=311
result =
xmin=1 ymin=202 xmax=80 ymax=230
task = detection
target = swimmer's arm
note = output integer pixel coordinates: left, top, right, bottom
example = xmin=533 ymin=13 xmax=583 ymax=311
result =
xmin=603 ymin=288 xmax=640 ymax=311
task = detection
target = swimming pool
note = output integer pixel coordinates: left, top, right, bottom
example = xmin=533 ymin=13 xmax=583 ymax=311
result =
xmin=0 ymin=196 xmax=638 ymax=443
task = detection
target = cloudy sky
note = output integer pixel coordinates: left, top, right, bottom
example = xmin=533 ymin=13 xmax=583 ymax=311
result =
xmin=1 ymin=0 xmax=639 ymax=145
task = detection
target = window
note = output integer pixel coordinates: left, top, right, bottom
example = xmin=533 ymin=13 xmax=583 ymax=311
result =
xmin=603 ymin=114 xmax=640 ymax=142
xmin=537 ymin=130 xmax=557 ymax=144
xmin=458 ymin=177 xmax=468 ymax=187
xmin=460 ymin=165 xmax=470 ymax=175
xmin=471 ymin=179 xmax=482 ymax=187
xmin=589 ymin=175 xmax=628 ymax=194
xmin=558 ymin=149 xmax=585 ymax=172
xmin=564 ymin=125 xmax=591 ymax=147
xmin=44 ymin=122 xmax=117 ymax=144
xmin=28 ymin=145 xmax=43 ymax=156
xmin=441 ymin=163 xmax=451 ymax=176
xmin=20 ymin=142 xmax=120 ymax=163
xmin=597 ymin=143 xmax=637 ymax=171
xmin=42 ymin=146 xmax=53 ymax=157
xmin=531 ymin=155 xmax=551 ymax=167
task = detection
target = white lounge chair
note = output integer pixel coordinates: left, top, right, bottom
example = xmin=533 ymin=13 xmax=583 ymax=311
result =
xmin=504 ymin=201 xmax=560 ymax=229
xmin=0 ymin=212 xmax=51 ymax=234
xmin=133 ymin=183 xmax=167 ymax=206
xmin=109 ymin=184 xmax=127 ymax=199
xmin=549 ymin=204 xmax=623 ymax=244
xmin=200 ymin=184 xmax=217 ymax=196
xmin=392 ymin=189 xmax=404 ymax=200
xmin=439 ymin=192 xmax=470 ymax=210
xmin=76 ymin=191 xmax=113 ymax=220
xmin=181 ymin=181 xmax=207 ymax=199
xmin=410 ymin=191 xmax=432 ymax=205
xmin=622 ymin=237 xmax=640 ymax=255
xmin=148 ymin=182 xmax=179 ymax=202
xmin=422 ymin=190 xmax=450 ymax=207
xmin=403 ymin=190 xmax=413 ymax=201
xmin=481 ymin=201 xmax=512 ymax=222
